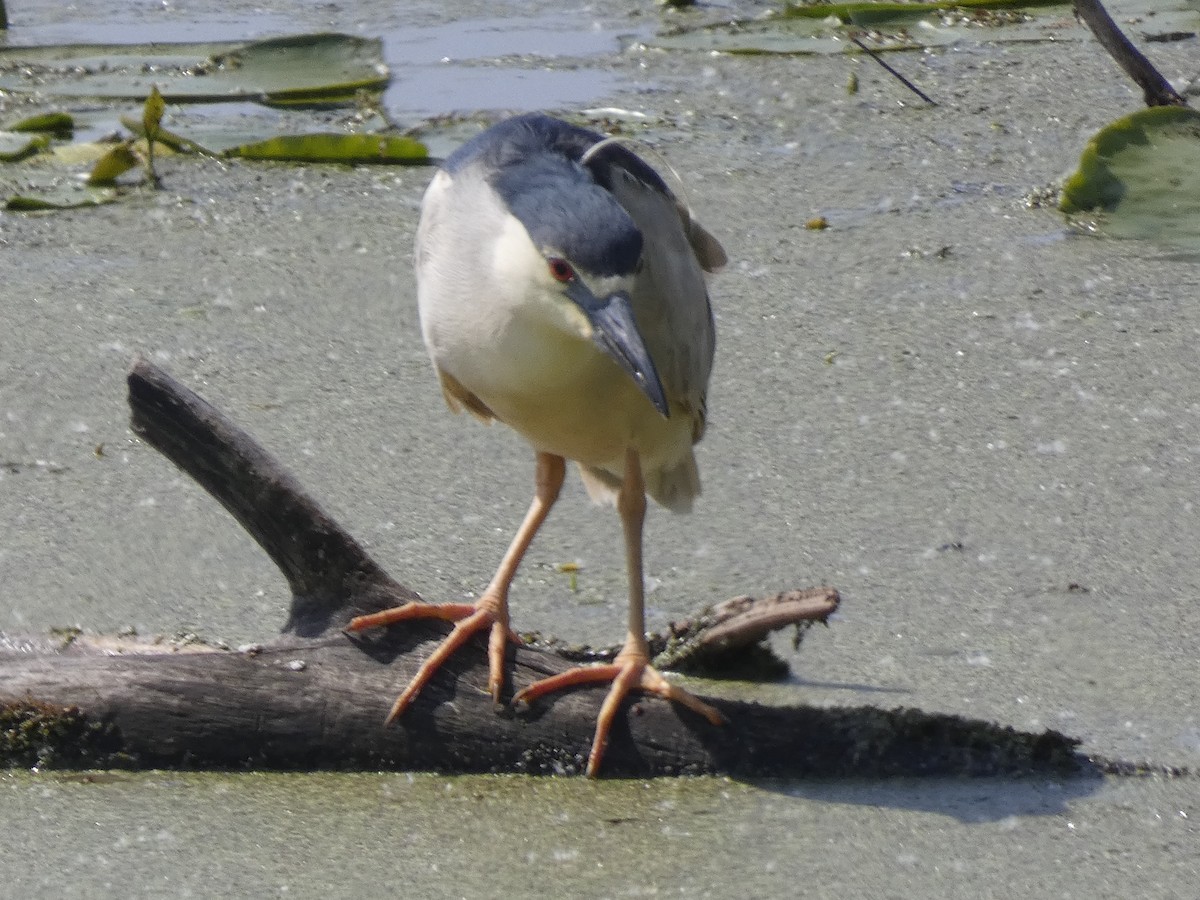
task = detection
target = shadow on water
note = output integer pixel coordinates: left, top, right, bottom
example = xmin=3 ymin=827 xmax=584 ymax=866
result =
xmin=757 ymin=774 xmax=1104 ymax=823
xmin=790 ymin=676 xmax=913 ymax=696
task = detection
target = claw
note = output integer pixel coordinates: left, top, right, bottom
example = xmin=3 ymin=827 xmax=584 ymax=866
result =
xmin=514 ymin=649 xmax=726 ymax=777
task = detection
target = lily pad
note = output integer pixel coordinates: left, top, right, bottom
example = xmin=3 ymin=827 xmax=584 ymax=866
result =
xmin=225 ymin=132 xmax=428 ymax=164
xmin=7 ymin=112 xmax=74 ymax=134
xmin=0 ymin=33 xmax=389 ymax=105
xmin=4 ymin=178 xmax=118 ymax=211
xmin=1060 ymin=106 xmax=1200 ymax=251
xmin=86 ymin=142 xmax=141 ymax=185
xmin=0 ymin=131 xmax=50 ymax=162
xmin=0 ymin=33 xmax=436 ymax=212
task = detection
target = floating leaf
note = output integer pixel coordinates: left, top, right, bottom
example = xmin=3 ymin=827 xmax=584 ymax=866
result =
xmin=0 ymin=32 xmax=419 ymax=211
xmin=0 ymin=33 xmax=389 ymax=105
xmin=5 ymin=180 xmax=118 ymax=211
xmin=87 ymin=142 xmax=141 ymax=185
xmin=7 ymin=112 xmax=74 ymax=134
xmin=226 ymin=132 xmax=428 ymax=164
xmin=1060 ymin=106 xmax=1200 ymax=251
xmin=0 ymin=131 xmax=50 ymax=162
xmin=120 ymin=109 xmax=412 ymax=159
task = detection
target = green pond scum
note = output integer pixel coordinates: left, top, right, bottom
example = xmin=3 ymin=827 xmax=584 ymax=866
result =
xmin=0 ymin=700 xmax=130 ymax=770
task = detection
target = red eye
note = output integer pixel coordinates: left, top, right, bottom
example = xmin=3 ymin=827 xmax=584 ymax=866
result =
xmin=547 ymin=257 xmax=575 ymax=283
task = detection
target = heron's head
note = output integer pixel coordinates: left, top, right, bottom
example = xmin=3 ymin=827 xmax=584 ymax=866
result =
xmin=489 ymin=157 xmax=669 ymax=418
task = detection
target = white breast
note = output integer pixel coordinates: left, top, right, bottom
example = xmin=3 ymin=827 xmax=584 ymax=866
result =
xmin=414 ymin=165 xmax=707 ymax=508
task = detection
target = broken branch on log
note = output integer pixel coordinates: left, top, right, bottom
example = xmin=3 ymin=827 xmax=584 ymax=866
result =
xmin=1 ymin=359 xmax=1088 ymax=777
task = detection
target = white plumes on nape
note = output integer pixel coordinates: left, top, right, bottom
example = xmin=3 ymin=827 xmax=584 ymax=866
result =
xmin=581 ymin=136 xmax=692 ymax=219
xmin=580 ymin=134 xmax=726 ymax=276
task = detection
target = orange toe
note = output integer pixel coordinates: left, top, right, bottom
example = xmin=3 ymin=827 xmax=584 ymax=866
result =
xmin=345 ymin=602 xmax=479 ymax=632
xmin=348 ymin=598 xmax=517 ymax=722
xmin=514 ymin=653 xmax=726 ymax=777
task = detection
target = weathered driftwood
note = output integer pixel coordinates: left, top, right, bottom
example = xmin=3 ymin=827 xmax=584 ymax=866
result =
xmin=0 ymin=359 xmax=1087 ymax=777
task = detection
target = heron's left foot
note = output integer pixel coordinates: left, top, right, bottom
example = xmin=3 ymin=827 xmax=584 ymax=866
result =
xmin=346 ymin=594 xmax=518 ymax=723
xmin=513 ymin=644 xmax=726 ymax=777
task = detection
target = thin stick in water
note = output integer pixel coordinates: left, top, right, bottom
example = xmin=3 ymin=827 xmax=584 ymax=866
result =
xmin=851 ymin=36 xmax=936 ymax=107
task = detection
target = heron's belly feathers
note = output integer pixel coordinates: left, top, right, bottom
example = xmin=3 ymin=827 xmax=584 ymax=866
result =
xmin=428 ymin=304 xmax=694 ymax=478
xmin=413 ymin=155 xmax=712 ymax=511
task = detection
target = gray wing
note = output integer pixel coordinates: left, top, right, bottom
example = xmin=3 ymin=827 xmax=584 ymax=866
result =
xmin=604 ymin=162 xmax=722 ymax=443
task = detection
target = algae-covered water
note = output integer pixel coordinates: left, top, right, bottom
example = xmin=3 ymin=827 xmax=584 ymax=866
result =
xmin=3 ymin=0 xmax=1199 ymax=896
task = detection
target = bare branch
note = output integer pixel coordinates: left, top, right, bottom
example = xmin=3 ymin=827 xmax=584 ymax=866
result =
xmin=1073 ymin=0 xmax=1187 ymax=108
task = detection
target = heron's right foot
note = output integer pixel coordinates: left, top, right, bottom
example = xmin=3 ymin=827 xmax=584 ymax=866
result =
xmin=346 ymin=594 xmax=518 ymax=723
xmin=513 ymin=644 xmax=727 ymax=777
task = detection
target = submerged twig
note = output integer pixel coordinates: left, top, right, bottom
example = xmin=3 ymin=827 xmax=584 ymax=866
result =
xmin=850 ymin=36 xmax=936 ymax=106
xmin=1073 ymin=0 xmax=1186 ymax=108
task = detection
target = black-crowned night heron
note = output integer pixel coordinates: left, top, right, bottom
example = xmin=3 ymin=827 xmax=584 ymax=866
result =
xmin=347 ymin=113 xmax=726 ymax=775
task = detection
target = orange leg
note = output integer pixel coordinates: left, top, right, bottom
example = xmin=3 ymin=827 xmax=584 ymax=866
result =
xmin=513 ymin=447 xmax=725 ymax=776
xmin=347 ymin=452 xmax=565 ymax=723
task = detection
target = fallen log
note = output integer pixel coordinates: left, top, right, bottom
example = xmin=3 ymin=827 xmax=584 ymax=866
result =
xmin=0 ymin=359 xmax=1086 ymax=777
